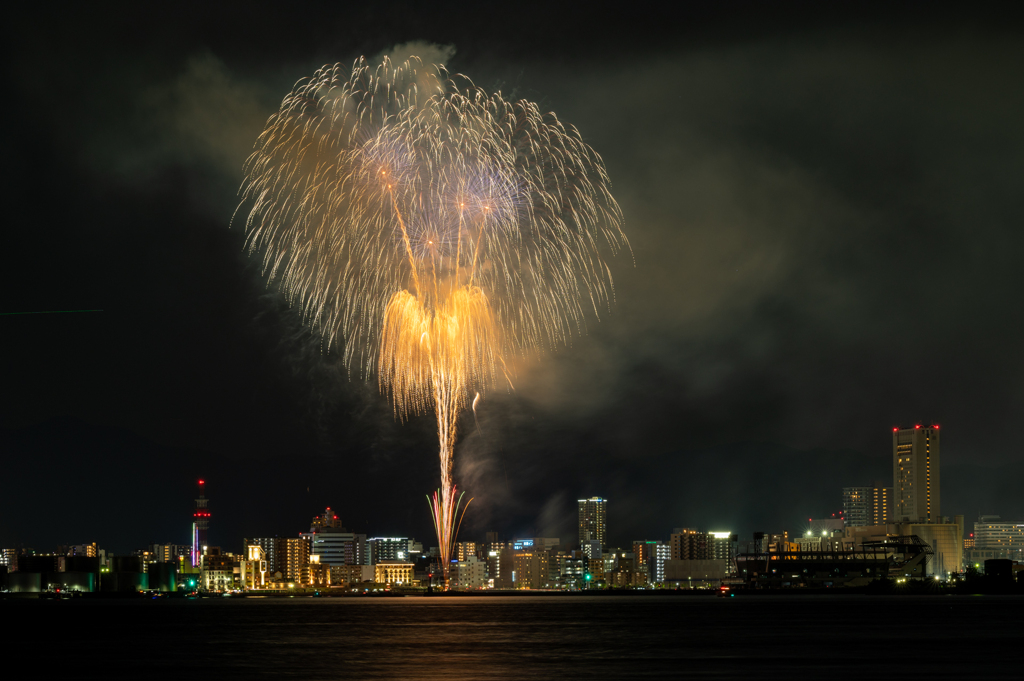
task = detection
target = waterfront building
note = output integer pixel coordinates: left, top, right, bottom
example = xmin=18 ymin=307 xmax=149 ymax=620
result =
xmin=374 ymin=560 xmax=414 ymax=586
xmin=201 ymin=550 xmax=237 ymax=591
xmin=451 ymin=556 xmax=487 ymax=589
xmin=276 ymin=537 xmax=310 ymax=584
xmin=513 ymin=550 xmax=552 ymax=589
xmin=893 ymin=425 xmax=940 ymax=523
xmin=245 ymin=537 xmax=281 ymax=574
xmin=330 ymin=564 xmax=374 ymax=585
xmin=578 ymin=497 xmax=607 ymax=557
xmin=240 ymin=545 xmax=267 ymax=590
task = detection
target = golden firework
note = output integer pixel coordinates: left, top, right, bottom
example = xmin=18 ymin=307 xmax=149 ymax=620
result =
xmin=238 ymin=56 xmax=626 ymax=585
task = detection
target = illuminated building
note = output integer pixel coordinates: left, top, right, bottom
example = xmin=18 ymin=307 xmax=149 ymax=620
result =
xmin=312 ymin=526 xmax=367 ymax=566
xmin=488 ymin=548 xmax=515 ymax=589
xmin=893 ymin=425 xmax=940 ymax=523
xmin=455 ymin=541 xmax=477 ymax=562
xmin=67 ymin=543 xmax=97 ymax=557
xmin=843 ymin=487 xmax=871 ymax=527
xmin=240 ymin=545 xmax=267 ymax=589
xmin=201 ymin=549 xmax=238 ymax=591
xmin=872 ymin=482 xmax=893 ymax=525
xmin=149 ymin=544 xmax=191 ymax=564
xmin=374 ymin=560 xmax=414 ymax=586
xmin=512 ymin=537 xmax=559 ymax=552
xmin=968 ymin=515 xmax=1024 ymax=562
xmin=670 ymin=528 xmax=708 ymax=560
xmin=368 ymin=537 xmax=413 ymax=564
xmin=578 ymin=497 xmax=607 ymax=558
xmin=276 ymin=537 xmax=310 ymax=585
xmin=901 ymin=522 xmax=962 ymax=577
xmin=192 ymin=479 xmax=210 ymax=567
xmin=245 ymin=537 xmax=281 ymax=575
xmin=513 ymin=550 xmax=552 ymax=589
xmin=1 ymin=548 xmax=17 ymax=572
xmin=310 ymin=507 xmax=344 ymax=532
xmin=451 ymin=556 xmax=487 ymax=589
xmin=632 ymin=541 xmax=670 ymax=584
xmin=330 ymin=564 xmax=374 ymax=585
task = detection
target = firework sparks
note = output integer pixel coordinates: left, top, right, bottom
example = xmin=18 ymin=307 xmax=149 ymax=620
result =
xmin=238 ymin=56 xmax=626 ymax=586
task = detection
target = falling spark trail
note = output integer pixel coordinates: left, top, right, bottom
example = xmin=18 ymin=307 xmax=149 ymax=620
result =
xmin=238 ymin=56 xmax=626 ymax=586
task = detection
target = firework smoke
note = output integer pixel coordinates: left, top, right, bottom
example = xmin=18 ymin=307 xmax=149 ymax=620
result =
xmin=238 ymin=55 xmax=625 ymax=585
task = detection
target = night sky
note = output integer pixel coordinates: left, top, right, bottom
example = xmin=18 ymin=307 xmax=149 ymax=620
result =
xmin=4 ymin=3 xmax=1023 ymax=554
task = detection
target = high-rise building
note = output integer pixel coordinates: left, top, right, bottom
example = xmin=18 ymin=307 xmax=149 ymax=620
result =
xmin=842 ymin=487 xmax=872 ymax=527
xmin=578 ymin=497 xmax=607 ymax=557
xmin=276 ymin=537 xmax=310 ymax=584
xmin=368 ymin=537 xmax=413 ymax=564
xmin=670 ymin=528 xmax=708 ymax=560
xmin=192 ymin=479 xmax=210 ymax=567
xmin=632 ymin=541 xmax=671 ymax=584
xmin=245 ymin=537 xmax=281 ymax=575
xmin=872 ymin=481 xmax=893 ymax=525
xmin=313 ymin=529 xmax=367 ymax=566
xmin=893 ymin=425 xmax=940 ymax=523
xmin=708 ymin=532 xmax=738 ymax=567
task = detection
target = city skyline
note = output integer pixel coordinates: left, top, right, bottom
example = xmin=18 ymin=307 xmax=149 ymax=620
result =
xmin=4 ymin=5 xmax=1024 ymax=554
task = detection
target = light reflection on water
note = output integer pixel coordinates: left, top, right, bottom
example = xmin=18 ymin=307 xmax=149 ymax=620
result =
xmin=8 ymin=595 xmax=1021 ymax=678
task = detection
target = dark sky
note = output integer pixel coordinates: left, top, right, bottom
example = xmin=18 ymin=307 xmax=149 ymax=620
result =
xmin=3 ymin=3 xmax=1023 ymax=554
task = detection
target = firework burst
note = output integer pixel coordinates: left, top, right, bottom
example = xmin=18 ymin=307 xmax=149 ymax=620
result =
xmin=238 ymin=56 xmax=626 ymax=586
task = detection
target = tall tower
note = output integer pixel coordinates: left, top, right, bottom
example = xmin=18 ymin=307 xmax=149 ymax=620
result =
xmin=192 ymin=479 xmax=210 ymax=567
xmin=892 ymin=425 xmax=940 ymax=523
xmin=578 ymin=497 xmax=607 ymax=557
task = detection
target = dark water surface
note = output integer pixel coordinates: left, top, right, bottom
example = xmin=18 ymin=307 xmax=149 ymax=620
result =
xmin=5 ymin=595 xmax=1020 ymax=678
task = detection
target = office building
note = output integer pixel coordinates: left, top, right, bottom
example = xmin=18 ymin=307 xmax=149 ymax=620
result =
xmin=893 ymin=425 xmax=940 ymax=523
xmin=312 ymin=529 xmax=367 ymax=566
xmin=1 ymin=548 xmax=17 ymax=572
xmin=843 ymin=487 xmax=872 ymax=527
xmin=578 ymin=497 xmax=607 ymax=557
